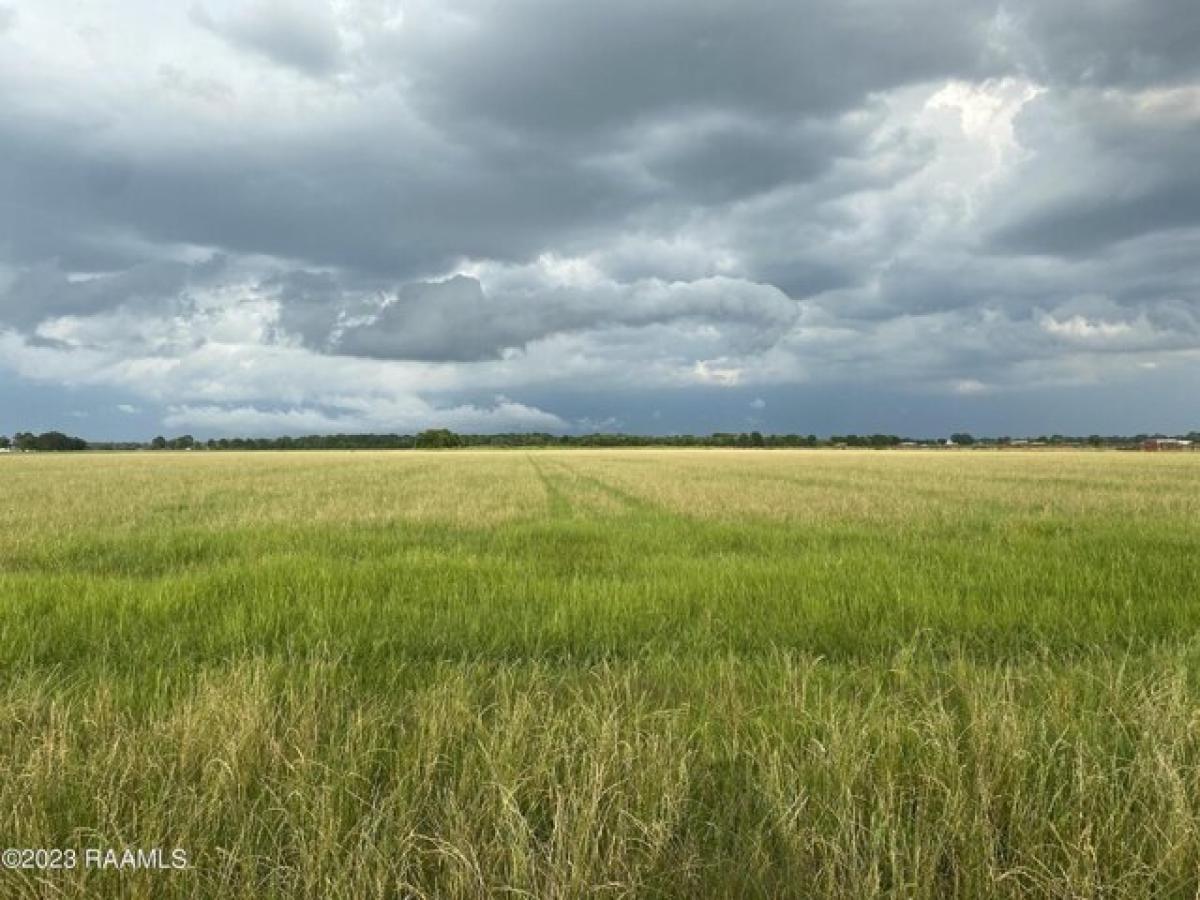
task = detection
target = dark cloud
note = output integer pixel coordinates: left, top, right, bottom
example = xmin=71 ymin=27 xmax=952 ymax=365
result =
xmin=0 ymin=99 xmax=657 ymax=278
xmin=190 ymin=1 xmax=343 ymax=76
xmin=328 ymin=274 xmax=799 ymax=361
xmin=633 ymin=114 xmax=863 ymax=205
xmin=992 ymin=182 xmax=1200 ymax=257
xmin=392 ymin=0 xmax=999 ymax=138
xmin=1008 ymin=0 xmax=1200 ymax=88
xmin=267 ymin=269 xmax=371 ymax=350
xmin=0 ymin=259 xmax=220 ymax=330
xmin=988 ymin=89 xmax=1200 ymax=255
xmin=501 ymin=372 xmax=1200 ymax=438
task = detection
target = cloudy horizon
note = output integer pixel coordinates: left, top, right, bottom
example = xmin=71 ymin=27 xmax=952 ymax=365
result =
xmin=1 ymin=0 xmax=1198 ymax=439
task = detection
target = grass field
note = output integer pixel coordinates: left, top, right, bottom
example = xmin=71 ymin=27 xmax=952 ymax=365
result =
xmin=2 ymin=448 xmax=1200 ymax=898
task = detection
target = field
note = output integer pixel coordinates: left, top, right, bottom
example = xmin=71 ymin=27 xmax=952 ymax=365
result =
xmin=2 ymin=448 xmax=1200 ymax=898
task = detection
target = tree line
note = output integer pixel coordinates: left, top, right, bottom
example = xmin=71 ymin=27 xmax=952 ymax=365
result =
xmin=141 ymin=431 xmax=864 ymax=449
xmin=108 ymin=430 xmax=1200 ymax=450
xmin=0 ymin=431 xmax=89 ymax=452
xmin=4 ymin=429 xmax=1199 ymax=453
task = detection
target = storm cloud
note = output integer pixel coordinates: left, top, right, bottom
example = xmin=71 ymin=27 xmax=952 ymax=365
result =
xmin=0 ymin=0 xmax=1198 ymax=437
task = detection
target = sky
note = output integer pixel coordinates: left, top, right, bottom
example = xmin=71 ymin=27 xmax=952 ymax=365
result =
xmin=1 ymin=0 xmax=1198 ymax=439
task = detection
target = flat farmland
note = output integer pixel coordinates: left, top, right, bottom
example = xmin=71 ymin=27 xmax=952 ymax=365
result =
xmin=2 ymin=449 xmax=1200 ymax=898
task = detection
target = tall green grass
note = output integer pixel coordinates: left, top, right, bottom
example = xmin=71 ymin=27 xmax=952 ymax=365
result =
xmin=1 ymin=449 xmax=1199 ymax=897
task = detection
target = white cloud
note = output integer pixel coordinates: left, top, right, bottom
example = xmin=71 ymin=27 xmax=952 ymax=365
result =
xmin=691 ymin=360 xmax=742 ymax=387
xmin=1041 ymin=315 xmax=1134 ymax=341
xmin=163 ymin=396 xmax=567 ymax=434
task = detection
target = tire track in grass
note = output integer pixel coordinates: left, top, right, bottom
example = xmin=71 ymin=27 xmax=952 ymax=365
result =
xmin=526 ymin=453 xmax=573 ymax=519
xmin=545 ymin=456 xmax=673 ymax=519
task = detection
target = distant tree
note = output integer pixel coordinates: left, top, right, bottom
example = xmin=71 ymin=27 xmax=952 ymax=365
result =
xmin=749 ymin=430 xmax=765 ymax=447
xmin=170 ymin=434 xmax=195 ymax=450
xmin=0 ymin=435 xmax=9 ymax=449
xmin=950 ymin=432 xmax=976 ymax=445
xmin=17 ymin=431 xmax=88 ymax=451
xmin=414 ymin=428 xmax=461 ymax=449
xmin=867 ymin=434 xmax=901 ymax=447
xmin=150 ymin=435 xmax=168 ymax=450
xmin=832 ymin=434 xmax=869 ymax=447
